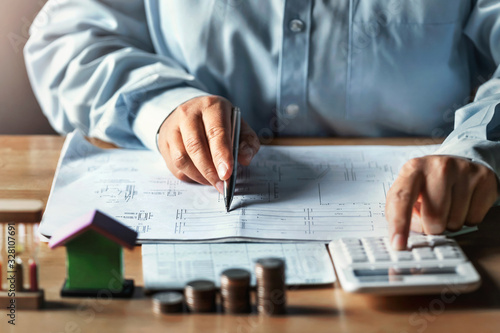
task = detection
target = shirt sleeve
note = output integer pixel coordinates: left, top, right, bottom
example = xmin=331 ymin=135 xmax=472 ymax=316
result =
xmin=434 ymin=0 xmax=500 ymax=195
xmin=24 ymin=0 xmax=209 ymax=150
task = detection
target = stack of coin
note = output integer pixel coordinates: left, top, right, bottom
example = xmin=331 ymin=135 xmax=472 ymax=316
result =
xmin=255 ymin=258 xmax=286 ymax=315
xmin=184 ymin=280 xmax=217 ymax=313
xmin=220 ymin=268 xmax=251 ymax=314
xmin=152 ymin=292 xmax=184 ymax=314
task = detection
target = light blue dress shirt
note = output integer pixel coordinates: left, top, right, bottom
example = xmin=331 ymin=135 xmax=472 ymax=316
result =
xmin=25 ymin=0 xmax=500 ymax=182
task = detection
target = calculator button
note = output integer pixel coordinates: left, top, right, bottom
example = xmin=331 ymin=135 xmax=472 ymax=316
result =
xmin=392 ymin=251 xmax=414 ymax=261
xmin=434 ymin=246 xmax=460 ymax=253
xmin=413 ymin=248 xmax=436 ymax=260
xmin=413 ymin=247 xmax=433 ymax=252
xmin=343 ymin=245 xmax=366 ymax=253
xmin=342 ymin=241 xmax=363 ymax=247
xmin=436 ymin=251 xmax=461 ymax=260
xmin=341 ymin=238 xmax=362 ymax=246
xmin=364 ymin=240 xmax=387 ymax=248
xmin=434 ymin=246 xmax=462 ymax=260
xmin=416 ymin=252 xmax=437 ymax=260
xmin=428 ymin=236 xmax=454 ymax=247
xmin=371 ymin=250 xmax=390 ymax=258
xmin=408 ymin=235 xmax=427 ymax=241
xmin=343 ymin=247 xmax=364 ymax=255
xmin=347 ymin=254 xmax=369 ymax=263
xmin=408 ymin=236 xmax=429 ymax=248
xmin=434 ymin=245 xmax=457 ymax=252
xmin=372 ymin=253 xmax=391 ymax=262
xmin=426 ymin=235 xmax=446 ymax=241
xmin=346 ymin=249 xmax=367 ymax=257
xmin=362 ymin=238 xmax=382 ymax=246
xmin=343 ymin=243 xmax=364 ymax=249
xmin=370 ymin=244 xmax=388 ymax=251
xmin=363 ymin=237 xmax=384 ymax=243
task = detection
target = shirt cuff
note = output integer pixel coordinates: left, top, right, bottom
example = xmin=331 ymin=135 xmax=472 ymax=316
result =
xmin=132 ymin=86 xmax=210 ymax=151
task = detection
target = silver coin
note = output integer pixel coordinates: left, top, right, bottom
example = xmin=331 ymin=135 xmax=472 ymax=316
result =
xmin=152 ymin=292 xmax=184 ymax=305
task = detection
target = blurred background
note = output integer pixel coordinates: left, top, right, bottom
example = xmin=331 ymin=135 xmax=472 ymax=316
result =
xmin=0 ymin=0 xmax=55 ymax=134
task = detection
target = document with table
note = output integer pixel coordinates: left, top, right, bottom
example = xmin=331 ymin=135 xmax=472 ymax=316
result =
xmin=142 ymin=243 xmax=336 ymax=290
xmin=41 ymin=130 xmax=439 ymax=243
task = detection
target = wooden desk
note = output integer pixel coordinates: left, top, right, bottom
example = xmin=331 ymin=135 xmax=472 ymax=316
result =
xmin=1 ymin=135 xmax=499 ymax=333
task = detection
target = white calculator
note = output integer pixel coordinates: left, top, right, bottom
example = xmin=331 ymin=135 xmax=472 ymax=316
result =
xmin=329 ymin=235 xmax=481 ymax=295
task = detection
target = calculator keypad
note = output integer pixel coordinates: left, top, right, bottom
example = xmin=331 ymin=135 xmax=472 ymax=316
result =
xmin=337 ymin=235 xmax=464 ymax=265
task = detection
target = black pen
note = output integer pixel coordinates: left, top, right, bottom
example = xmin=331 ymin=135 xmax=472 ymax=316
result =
xmin=224 ymin=107 xmax=241 ymax=212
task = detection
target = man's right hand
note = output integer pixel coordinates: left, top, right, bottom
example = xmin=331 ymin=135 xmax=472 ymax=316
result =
xmin=158 ymin=95 xmax=260 ymax=193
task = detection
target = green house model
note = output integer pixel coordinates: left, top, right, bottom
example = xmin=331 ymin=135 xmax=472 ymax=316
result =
xmin=49 ymin=210 xmax=138 ymax=297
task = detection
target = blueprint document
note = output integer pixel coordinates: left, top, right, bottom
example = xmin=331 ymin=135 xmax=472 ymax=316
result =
xmin=142 ymin=243 xmax=335 ymax=290
xmin=41 ymin=131 xmax=438 ymax=242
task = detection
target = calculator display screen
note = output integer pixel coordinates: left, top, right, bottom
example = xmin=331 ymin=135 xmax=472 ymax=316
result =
xmin=353 ymin=267 xmax=457 ymax=282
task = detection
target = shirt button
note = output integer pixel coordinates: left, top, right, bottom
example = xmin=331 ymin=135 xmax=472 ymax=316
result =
xmin=284 ymin=104 xmax=300 ymax=117
xmin=289 ymin=19 xmax=305 ymax=33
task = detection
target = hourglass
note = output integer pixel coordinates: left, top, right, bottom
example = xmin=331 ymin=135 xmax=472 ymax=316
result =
xmin=0 ymin=199 xmax=45 ymax=310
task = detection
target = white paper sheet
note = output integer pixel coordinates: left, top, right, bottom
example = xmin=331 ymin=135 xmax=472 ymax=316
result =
xmin=142 ymin=243 xmax=335 ymax=290
xmin=41 ymin=131 xmax=439 ymax=242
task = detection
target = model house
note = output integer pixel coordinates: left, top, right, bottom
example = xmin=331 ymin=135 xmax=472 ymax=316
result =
xmin=49 ymin=210 xmax=137 ymax=296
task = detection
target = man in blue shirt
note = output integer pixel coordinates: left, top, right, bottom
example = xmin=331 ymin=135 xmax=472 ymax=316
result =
xmin=25 ymin=0 xmax=500 ymax=249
